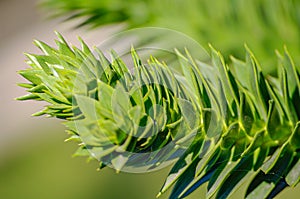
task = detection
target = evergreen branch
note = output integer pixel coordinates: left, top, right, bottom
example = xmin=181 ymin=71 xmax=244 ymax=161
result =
xmin=18 ymin=33 xmax=300 ymax=198
xmin=41 ymin=0 xmax=300 ymax=73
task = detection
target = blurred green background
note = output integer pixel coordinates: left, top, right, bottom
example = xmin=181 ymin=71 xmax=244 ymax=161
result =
xmin=1 ymin=0 xmax=300 ymax=198
xmin=42 ymin=0 xmax=300 ymax=75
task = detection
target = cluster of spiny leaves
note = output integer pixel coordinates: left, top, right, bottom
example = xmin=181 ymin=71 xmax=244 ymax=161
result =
xmin=159 ymin=48 xmax=300 ymax=198
xmin=41 ymin=0 xmax=300 ymax=73
xmin=18 ymin=32 xmax=200 ymax=172
xmin=18 ymin=33 xmax=300 ymax=198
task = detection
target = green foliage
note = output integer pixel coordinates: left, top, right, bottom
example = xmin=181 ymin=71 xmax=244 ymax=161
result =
xmin=41 ymin=0 xmax=300 ymax=73
xmin=18 ymin=33 xmax=300 ymax=198
xmin=18 ymin=32 xmax=199 ymax=172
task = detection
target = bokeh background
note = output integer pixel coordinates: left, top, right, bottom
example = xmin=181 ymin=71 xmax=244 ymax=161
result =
xmin=0 ymin=0 xmax=300 ymax=198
